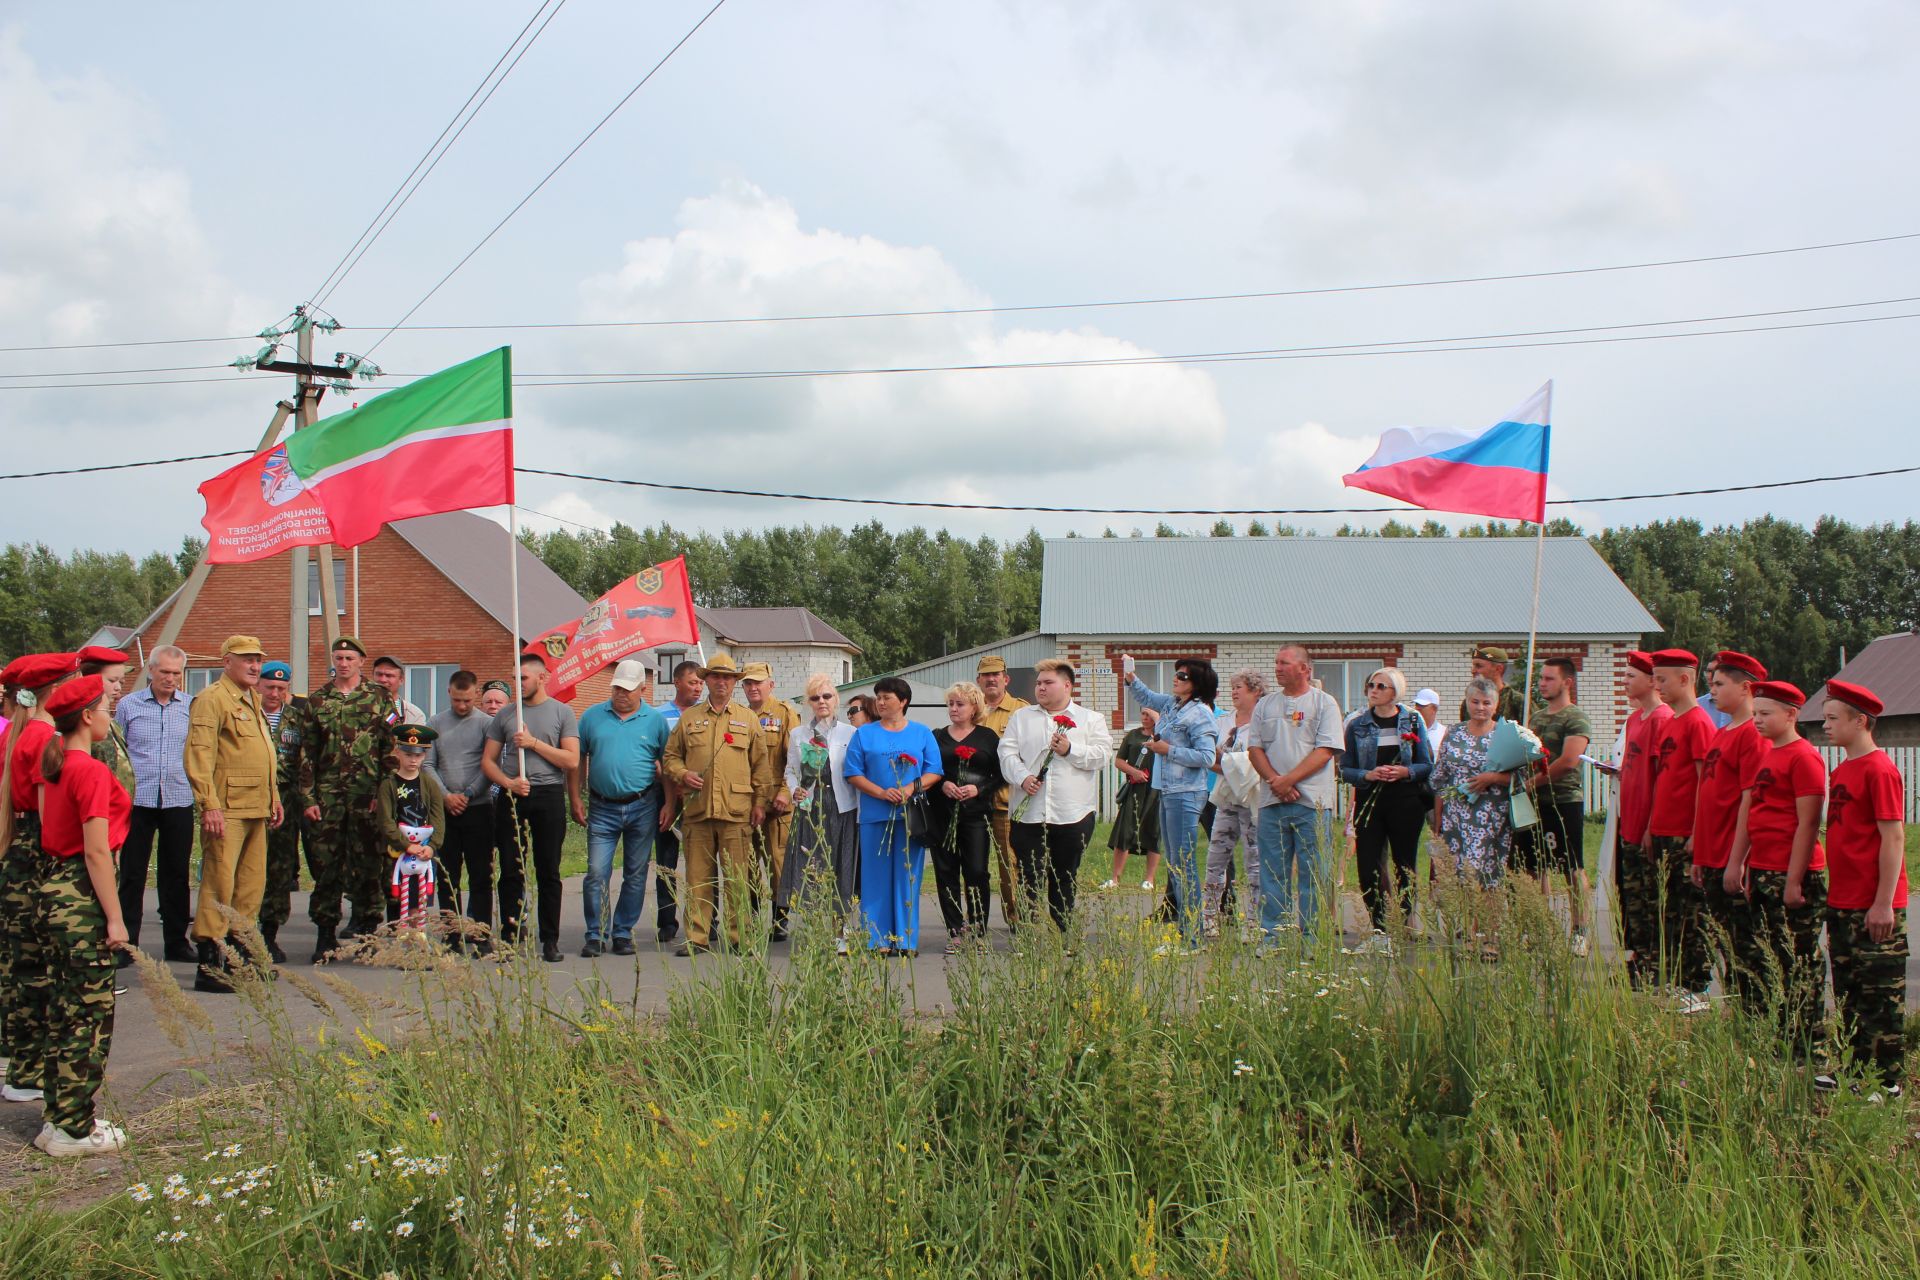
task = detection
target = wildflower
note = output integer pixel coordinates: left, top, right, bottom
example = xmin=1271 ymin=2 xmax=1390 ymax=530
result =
xmin=193 ymin=1192 xmax=213 ymax=1207
xmin=349 ymin=1217 xmax=368 ymax=1233
xmin=167 ymin=1230 xmax=189 ymax=1243
xmin=128 ymin=1183 xmax=154 ymax=1203
xmin=394 ymin=1222 xmax=415 ymax=1238
xmin=259 ymin=1206 xmax=275 ymax=1217
xmin=221 ymin=1142 xmax=243 ymax=1158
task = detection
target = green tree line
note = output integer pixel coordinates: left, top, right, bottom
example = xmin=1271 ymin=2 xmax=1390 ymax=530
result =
xmin=7 ymin=519 xmax=1914 ymax=692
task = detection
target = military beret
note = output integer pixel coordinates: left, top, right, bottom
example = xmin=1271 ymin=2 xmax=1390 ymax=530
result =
xmin=1626 ymin=650 xmax=1654 ymax=676
xmin=1650 ymin=648 xmax=1699 ymax=669
xmin=261 ymin=662 xmax=293 ymax=681
xmin=44 ymin=674 xmax=105 ymax=719
xmin=1 ymin=652 xmax=78 ymax=689
xmin=393 ymin=723 xmax=439 ymax=751
xmin=1823 ymin=678 xmax=1883 ymax=718
xmin=75 ymin=645 xmax=129 ymax=667
xmin=1709 ymin=651 xmax=1767 ymax=681
xmin=1751 ymin=680 xmax=1806 ymax=709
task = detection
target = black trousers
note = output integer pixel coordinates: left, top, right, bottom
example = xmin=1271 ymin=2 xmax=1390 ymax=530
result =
xmin=497 ymin=785 xmax=567 ymax=946
xmin=118 ymin=805 xmax=194 ymax=948
xmin=1011 ymin=814 xmax=1096 ymax=931
xmin=1354 ymin=800 xmax=1425 ymax=929
xmin=931 ymin=811 xmax=993 ymax=935
xmin=653 ymin=824 xmax=680 ymax=931
xmin=438 ymin=801 xmax=496 ymax=925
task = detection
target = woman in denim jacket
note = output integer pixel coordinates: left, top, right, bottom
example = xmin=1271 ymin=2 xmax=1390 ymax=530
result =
xmin=1340 ymin=667 xmax=1434 ymax=950
xmin=1122 ymin=656 xmax=1221 ymax=951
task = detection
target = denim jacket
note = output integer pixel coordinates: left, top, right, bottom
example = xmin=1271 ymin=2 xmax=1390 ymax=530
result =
xmin=1339 ymin=703 xmax=1435 ymax=789
xmin=1124 ymin=676 xmax=1221 ymax=794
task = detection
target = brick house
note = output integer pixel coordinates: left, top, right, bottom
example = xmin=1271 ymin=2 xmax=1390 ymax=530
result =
xmin=869 ymin=536 xmax=1659 ymax=748
xmin=646 ymin=607 xmax=861 ymax=703
xmin=125 ymin=511 xmax=618 ymax=714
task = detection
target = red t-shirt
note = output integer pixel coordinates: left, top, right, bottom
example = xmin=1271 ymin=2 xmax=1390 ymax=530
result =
xmin=1691 ymin=718 xmax=1762 ymax=869
xmin=1743 ymin=738 xmax=1827 ymax=873
xmin=1825 ymin=749 xmax=1909 ymax=910
xmin=7 ymin=718 xmax=55 ymax=816
xmin=1649 ymin=704 xmax=1715 ymax=839
xmin=1620 ymin=703 xmax=1671 ymax=845
xmin=38 ymin=751 xmax=131 ymax=858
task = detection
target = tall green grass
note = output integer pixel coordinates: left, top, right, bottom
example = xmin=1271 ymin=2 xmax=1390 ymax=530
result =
xmin=4 ymin=877 xmax=1915 ymax=1279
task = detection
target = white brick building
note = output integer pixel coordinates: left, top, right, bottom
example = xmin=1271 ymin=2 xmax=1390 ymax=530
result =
xmin=646 ymin=607 xmax=860 ymax=703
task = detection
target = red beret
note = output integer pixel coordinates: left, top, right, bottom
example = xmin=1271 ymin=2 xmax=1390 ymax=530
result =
xmin=1 ymin=652 xmax=78 ymax=689
xmin=1751 ymin=680 xmax=1806 ymax=708
xmin=1710 ymin=651 xmax=1767 ymax=681
xmin=1626 ymin=650 xmax=1654 ymax=675
xmin=76 ymin=645 xmax=129 ymax=666
xmin=1823 ymin=678 xmax=1883 ymax=718
xmin=43 ymin=674 xmax=105 ymax=719
xmin=1650 ymin=648 xmax=1699 ymax=669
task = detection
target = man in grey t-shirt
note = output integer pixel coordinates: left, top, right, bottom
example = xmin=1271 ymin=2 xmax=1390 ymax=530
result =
xmin=480 ymin=654 xmax=581 ymax=960
xmin=427 ymin=670 xmax=496 ymax=934
xmin=1246 ymin=644 xmax=1344 ymax=941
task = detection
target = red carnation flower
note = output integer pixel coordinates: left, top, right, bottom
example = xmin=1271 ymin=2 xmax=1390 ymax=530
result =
xmin=723 ymin=732 xmax=735 ymax=745
xmin=1053 ymin=715 xmax=1076 ymax=729
xmin=897 ymin=752 xmax=917 ymax=765
xmin=955 ymin=745 xmax=977 ymax=761
xmin=1401 ymin=730 xmax=1421 ymax=743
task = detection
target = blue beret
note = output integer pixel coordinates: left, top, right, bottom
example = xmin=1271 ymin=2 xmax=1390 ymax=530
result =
xmin=261 ymin=661 xmax=293 ymax=681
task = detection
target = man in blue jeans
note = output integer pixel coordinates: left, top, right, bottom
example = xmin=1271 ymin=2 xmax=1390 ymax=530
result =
xmin=567 ymin=659 xmax=673 ymax=957
xmin=1246 ymin=645 xmax=1344 ymax=942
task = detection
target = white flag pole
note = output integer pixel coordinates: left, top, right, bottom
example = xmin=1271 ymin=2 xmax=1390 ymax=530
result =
xmin=509 ymin=503 xmax=527 ymax=778
xmin=1520 ymin=381 xmax=1553 ymax=730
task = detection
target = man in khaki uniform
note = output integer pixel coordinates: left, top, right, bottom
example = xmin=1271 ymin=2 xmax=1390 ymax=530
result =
xmin=661 ymin=654 xmax=776 ymax=955
xmin=741 ymin=661 xmax=803 ymax=939
xmin=976 ymin=655 xmax=1031 ymax=927
xmin=184 ymin=635 xmax=281 ymax=991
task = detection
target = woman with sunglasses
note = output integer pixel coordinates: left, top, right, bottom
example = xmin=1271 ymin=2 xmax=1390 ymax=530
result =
xmin=775 ymin=675 xmax=861 ymax=953
xmin=1120 ymin=656 xmax=1221 ymax=953
xmin=1340 ymin=667 xmax=1434 ymax=953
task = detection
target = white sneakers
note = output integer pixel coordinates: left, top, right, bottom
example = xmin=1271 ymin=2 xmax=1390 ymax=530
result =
xmin=1671 ymin=989 xmax=1712 ymax=1016
xmin=1569 ymin=930 xmax=1590 ymax=958
xmin=1098 ymin=879 xmax=1119 ymax=891
xmin=2 ymin=1082 xmax=44 ymax=1103
xmin=1141 ymin=880 xmax=1155 ymax=892
xmin=34 ymin=1117 xmax=128 ymax=1158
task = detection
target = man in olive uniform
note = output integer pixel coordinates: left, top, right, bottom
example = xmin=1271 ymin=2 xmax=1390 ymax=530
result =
xmin=183 ymin=636 xmax=281 ymax=992
xmin=661 ymin=654 xmax=776 ymax=955
xmin=741 ymin=662 xmax=802 ymax=939
xmin=291 ymin=636 xmax=395 ymax=961
xmin=976 ymin=655 xmax=1030 ymax=928
xmin=1458 ymin=645 xmax=1535 ymax=724
xmin=255 ymin=661 xmax=306 ymax=963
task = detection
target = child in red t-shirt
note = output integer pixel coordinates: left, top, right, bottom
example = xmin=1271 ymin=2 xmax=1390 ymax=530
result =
xmin=1818 ymin=681 xmax=1908 ymax=1097
xmin=1598 ymin=651 xmax=1670 ymax=988
xmin=1648 ymin=651 xmax=1716 ymax=1007
xmin=21 ymin=673 xmax=132 ymax=1157
xmin=1694 ymin=655 xmax=1766 ymax=984
xmin=1725 ymin=681 xmax=1826 ymax=1043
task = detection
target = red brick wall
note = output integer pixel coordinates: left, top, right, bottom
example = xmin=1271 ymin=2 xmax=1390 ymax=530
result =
xmin=132 ymin=529 xmax=614 ymax=704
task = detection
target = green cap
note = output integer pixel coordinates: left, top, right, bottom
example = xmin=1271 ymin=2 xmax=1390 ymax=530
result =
xmin=331 ymin=636 xmax=367 ymax=656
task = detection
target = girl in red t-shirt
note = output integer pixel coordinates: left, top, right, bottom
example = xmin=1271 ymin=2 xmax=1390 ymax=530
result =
xmin=20 ymin=674 xmax=131 ymax=1157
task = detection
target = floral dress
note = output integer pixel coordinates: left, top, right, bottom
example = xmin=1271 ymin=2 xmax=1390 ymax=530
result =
xmin=1430 ymin=723 xmax=1512 ymax=886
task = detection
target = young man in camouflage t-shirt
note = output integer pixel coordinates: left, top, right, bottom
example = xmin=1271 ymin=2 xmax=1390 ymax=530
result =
xmin=1528 ymin=658 xmax=1594 ymax=954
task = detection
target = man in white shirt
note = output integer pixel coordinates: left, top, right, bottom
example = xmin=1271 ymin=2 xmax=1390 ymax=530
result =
xmin=1412 ymin=688 xmax=1447 ymax=758
xmin=1247 ymin=645 xmax=1344 ymax=941
xmin=997 ymin=658 xmax=1114 ymax=931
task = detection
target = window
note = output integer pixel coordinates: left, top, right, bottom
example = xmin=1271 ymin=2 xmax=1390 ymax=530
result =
xmin=654 ymin=650 xmax=687 ymax=680
xmin=405 ymin=664 xmax=463 ymax=718
xmin=1309 ymin=659 xmax=1390 ymax=716
xmin=1123 ymin=660 xmax=1176 ymax=725
xmin=185 ymin=669 xmax=220 ymax=695
xmin=841 ymin=658 xmax=853 ymax=683
xmin=307 ymin=559 xmax=348 ymax=616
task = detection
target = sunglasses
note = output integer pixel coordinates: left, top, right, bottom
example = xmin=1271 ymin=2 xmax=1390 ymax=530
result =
xmin=1173 ymin=671 xmax=1193 ymax=681
xmin=807 ymin=693 xmax=834 ymax=701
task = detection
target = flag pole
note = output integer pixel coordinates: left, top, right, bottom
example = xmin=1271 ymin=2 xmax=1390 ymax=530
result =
xmin=1520 ymin=382 xmax=1553 ymax=729
xmin=509 ymin=502 xmax=526 ymax=778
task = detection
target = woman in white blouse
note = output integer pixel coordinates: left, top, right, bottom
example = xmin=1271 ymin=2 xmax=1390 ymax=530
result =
xmin=774 ymin=674 xmax=861 ymax=951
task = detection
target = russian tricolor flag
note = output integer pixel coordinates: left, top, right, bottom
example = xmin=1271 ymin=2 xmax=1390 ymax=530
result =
xmin=1342 ymin=383 xmax=1551 ymax=524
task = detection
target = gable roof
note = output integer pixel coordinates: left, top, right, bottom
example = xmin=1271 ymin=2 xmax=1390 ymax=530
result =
xmin=391 ymin=511 xmax=588 ymax=640
xmin=1039 ymin=536 xmax=1660 ymax=636
xmin=1799 ymin=631 xmax=1920 ymax=721
xmin=698 ymin=606 xmax=859 ymax=652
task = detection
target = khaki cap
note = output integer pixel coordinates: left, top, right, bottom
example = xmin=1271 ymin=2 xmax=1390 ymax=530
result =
xmin=700 ymin=653 xmax=743 ymax=677
xmin=1472 ymin=645 xmax=1511 ymax=664
xmin=332 ymin=635 xmax=367 ymax=656
xmin=221 ymin=635 xmax=267 ymax=657
xmin=740 ymin=662 xmax=774 ymax=682
xmin=976 ymin=655 xmax=1008 ymax=675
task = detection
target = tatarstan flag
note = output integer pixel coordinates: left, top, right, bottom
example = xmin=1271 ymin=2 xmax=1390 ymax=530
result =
xmin=282 ymin=346 xmax=514 ymax=547
xmin=199 ymin=347 xmax=514 ymax=562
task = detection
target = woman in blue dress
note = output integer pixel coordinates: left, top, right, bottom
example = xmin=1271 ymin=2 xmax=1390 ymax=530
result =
xmin=842 ymin=677 xmax=943 ymax=955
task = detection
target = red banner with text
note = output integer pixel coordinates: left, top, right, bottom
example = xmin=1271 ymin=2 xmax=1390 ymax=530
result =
xmin=524 ymin=556 xmax=699 ymax=701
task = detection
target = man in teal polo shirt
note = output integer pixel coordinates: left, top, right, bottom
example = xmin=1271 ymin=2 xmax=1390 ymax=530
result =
xmin=567 ymin=658 xmax=674 ymax=956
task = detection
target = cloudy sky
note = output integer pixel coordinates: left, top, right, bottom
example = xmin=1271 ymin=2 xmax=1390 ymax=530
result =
xmin=4 ymin=0 xmax=1918 ymax=555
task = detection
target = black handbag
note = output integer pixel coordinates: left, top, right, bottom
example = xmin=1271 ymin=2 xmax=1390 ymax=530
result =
xmin=903 ymin=787 xmax=934 ymax=841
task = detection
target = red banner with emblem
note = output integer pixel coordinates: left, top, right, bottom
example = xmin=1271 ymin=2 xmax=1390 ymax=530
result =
xmin=524 ymin=556 xmax=699 ymax=701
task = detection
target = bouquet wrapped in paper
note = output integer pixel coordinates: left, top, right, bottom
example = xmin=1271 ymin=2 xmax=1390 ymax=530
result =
xmin=1483 ymin=719 xmax=1548 ymax=773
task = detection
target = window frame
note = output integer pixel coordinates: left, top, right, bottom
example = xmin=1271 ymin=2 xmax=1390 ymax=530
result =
xmin=306 ymin=559 xmax=349 ymax=616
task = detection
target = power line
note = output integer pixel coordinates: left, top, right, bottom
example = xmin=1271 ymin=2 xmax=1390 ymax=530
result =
xmin=362 ymin=0 xmax=730 ymax=357
xmin=0 ymin=363 xmax=234 ymax=379
xmin=310 ymin=0 xmax=571 ymax=308
xmin=6 ymin=226 xmax=1918 ymax=356
xmin=5 ymin=452 xmax=1916 ymax=516
xmin=11 ymin=298 xmax=1918 ymax=392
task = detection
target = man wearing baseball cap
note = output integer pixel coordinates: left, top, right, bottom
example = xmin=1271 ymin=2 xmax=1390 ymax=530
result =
xmin=183 ymin=636 xmax=280 ymax=991
xmin=254 ymin=660 xmax=306 ymax=963
xmin=975 ymin=654 xmax=1030 ymax=926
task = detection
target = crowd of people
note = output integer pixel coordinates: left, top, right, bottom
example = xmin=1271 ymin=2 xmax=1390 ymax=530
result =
xmin=0 ymin=630 xmax=1909 ymax=1159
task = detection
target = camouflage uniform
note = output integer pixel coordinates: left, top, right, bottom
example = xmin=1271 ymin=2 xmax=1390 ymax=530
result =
xmin=1648 ymin=835 xmax=1711 ymax=992
xmin=1827 ymin=906 xmax=1910 ymax=1086
xmin=258 ymin=696 xmax=308 ymax=933
xmin=0 ymin=817 xmax=43 ymax=1087
xmin=9 ymin=846 xmax=115 ymax=1137
xmin=1733 ymin=869 xmax=1827 ymax=1049
xmin=1615 ymin=840 xmax=1660 ymax=988
xmin=291 ymin=682 xmax=395 ymax=930
xmin=90 ymin=723 xmax=136 ymax=798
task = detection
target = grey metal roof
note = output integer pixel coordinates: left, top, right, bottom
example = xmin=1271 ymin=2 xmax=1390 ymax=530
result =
xmin=883 ymin=631 xmax=1054 ymax=684
xmin=391 ymin=511 xmax=589 ymax=642
xmin=1039 ymin=536 xmax=1660 ymax=636
xmin=1800 ymin=631 xmax=1920 ymax=721
xmin=698 ymin=606 xmax=859 ymax=651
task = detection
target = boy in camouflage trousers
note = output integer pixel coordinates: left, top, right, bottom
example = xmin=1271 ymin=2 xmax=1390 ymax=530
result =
xmin=1818 ymin=679 xmax=1909 ymax=1097
xmin=255 ymin=662 xmax=305 ymax=963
